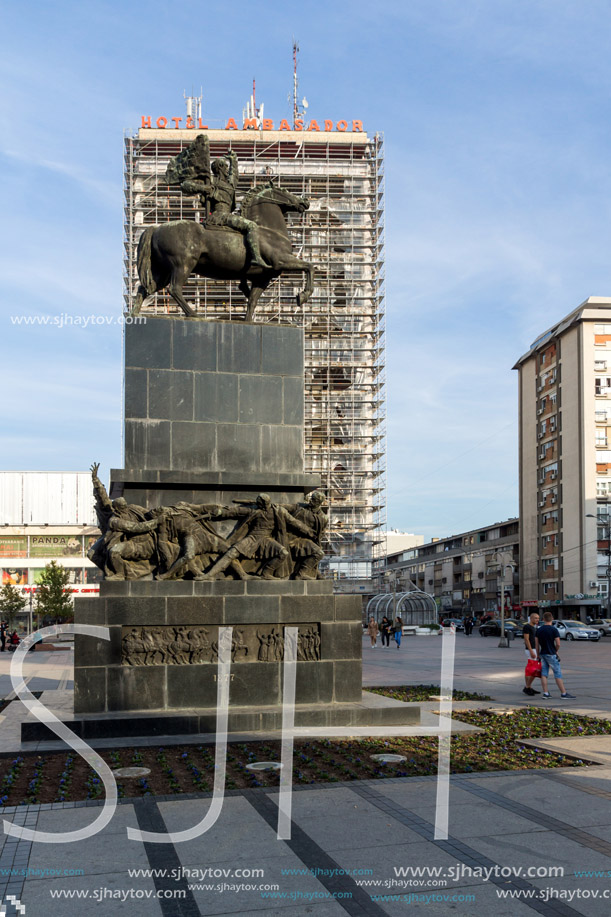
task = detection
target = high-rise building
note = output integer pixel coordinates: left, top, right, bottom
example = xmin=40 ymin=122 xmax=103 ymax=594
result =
xmin=514 ymin=296 xmax=611 ymax=618
xmin=123 ymin=110 xmax=386 ymax=581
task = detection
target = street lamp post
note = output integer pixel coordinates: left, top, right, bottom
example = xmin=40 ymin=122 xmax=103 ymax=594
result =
xmin=384 ymin=570 xmax=399 ymax=622
xmin=586 ymin=513 xmax=611 ymax=618
xmin=489 ymin=551 xmax=516 ymax=648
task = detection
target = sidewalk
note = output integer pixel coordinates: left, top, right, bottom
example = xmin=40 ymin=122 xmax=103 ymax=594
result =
xmin=1 ymin=636 xmax=611 ymax=915
xmin=3 ymin=767 xmax=611 ymax=916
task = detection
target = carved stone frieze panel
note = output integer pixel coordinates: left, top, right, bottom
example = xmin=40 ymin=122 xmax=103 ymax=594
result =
xmin=121 ymin=623 xmax=321 ymax=666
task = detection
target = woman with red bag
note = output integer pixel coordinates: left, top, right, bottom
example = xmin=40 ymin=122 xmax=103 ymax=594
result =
xmin=522 ymin=611 xmax=541 ymax=696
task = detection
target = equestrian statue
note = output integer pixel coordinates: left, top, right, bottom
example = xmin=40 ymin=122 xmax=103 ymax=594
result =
xmin=130 ymin=133 xmax=314 ymax=321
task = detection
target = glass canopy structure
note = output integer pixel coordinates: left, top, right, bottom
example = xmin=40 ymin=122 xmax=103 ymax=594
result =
xmin=366 ymin=591 xmax=437 ymax=626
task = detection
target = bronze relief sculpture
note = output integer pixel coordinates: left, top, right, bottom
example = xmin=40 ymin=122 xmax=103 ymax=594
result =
xmin=88 ymin=465 xmax=327 ymax=583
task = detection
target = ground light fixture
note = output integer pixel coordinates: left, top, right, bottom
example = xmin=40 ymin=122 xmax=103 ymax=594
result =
xmin=370 ymin=754 xmax=407 ymax=764
xmin=111 ymin=767 xmax=151 ymax=777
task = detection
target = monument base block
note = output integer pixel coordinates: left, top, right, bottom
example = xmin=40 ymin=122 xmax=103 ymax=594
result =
xmin=21 ymin=691 xmax=420 ymax=742
xmin=58 ymin=580 xmax=422 ymax=740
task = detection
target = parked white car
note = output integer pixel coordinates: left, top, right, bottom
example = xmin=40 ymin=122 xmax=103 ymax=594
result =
xmin=552 ymin=620 xmax=601 ymax=642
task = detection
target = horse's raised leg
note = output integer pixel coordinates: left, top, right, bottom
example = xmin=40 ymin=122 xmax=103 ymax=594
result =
xmin=268 ymin=255 xmax=314 ymax=309
xmin=296 ymin=262 xmax=314 ymax=309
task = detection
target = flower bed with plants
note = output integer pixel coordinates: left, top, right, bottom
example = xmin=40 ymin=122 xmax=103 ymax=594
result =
xmin=368 ymin=684 xmax=493 ymax=702
xmin=0 ymin=705 xmax=609 ymax=806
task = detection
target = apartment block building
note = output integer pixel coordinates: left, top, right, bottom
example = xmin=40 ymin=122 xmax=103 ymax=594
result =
xmin=514 ymin=297 xmax=611 ymax=617
xmin=377 ymin=518 xmax=520 ymax=615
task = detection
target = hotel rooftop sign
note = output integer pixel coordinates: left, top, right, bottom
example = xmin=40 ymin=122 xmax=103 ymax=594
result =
xmin=140 ymin=115 xmax=364 ymax=133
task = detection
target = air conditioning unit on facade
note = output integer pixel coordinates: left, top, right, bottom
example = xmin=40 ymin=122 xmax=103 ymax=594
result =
xmin=589 ymin=581 xmax=598 ymax=588
xmin=538 ymin=500 xmax=546 ymax=507
xmin=538 ymin=432 xmax=545 ymax=439
xmin=537 ymin=408 xmax=544 ymax=415
xmin=550 ymin=472 xmax=557 ymax=479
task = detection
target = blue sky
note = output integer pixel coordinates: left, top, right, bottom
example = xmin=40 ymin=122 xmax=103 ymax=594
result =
xmin=2 ymin=0 xmax=611 ymax=541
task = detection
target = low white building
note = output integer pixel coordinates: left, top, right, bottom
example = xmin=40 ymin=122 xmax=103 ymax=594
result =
xmin=0 ymin=472 xmax=101 ymax=598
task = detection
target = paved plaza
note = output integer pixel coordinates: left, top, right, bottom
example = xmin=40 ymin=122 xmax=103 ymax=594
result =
xmin=1 ymin=635 xmax=611 ymax=916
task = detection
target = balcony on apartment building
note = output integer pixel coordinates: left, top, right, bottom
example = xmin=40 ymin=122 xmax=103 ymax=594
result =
xmin=537 ymin=371 xmax=558 ymax=394
xmin=539 ymin=346 xmax=557 ymax=370
xmin=538 ymin=401 xmax=557 ymax=419
xmin=538 ymin=442 xmax=558 ymax=461
xmin=538 ymin=491 xmax=558 ymax=510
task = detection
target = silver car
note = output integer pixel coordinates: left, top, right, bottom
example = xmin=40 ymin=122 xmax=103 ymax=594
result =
xmin=553 ymin=620 xmax=601 ymax=642
xmin=591 ymin=618 xmax=611 ymax=636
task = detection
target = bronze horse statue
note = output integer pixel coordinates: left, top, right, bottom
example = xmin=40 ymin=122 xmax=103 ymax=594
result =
xmin=130 ymin=183 xmax=313 ymax=321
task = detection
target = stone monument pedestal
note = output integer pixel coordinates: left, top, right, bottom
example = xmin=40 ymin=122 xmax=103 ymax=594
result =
xmin=37 ymin=316 xmax=421 ymax=742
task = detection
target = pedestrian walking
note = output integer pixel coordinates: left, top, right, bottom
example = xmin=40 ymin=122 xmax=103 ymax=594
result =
xmin=393 ymin=616 xmax=403 ymax=648
xmin=463 ymin=616 xmax=473 ymax=636
xmin=522 ymin=611 xmax=541 ymax=696
xmin=0 ymin=622 xmax=6 ymax=652
xmin=536 ymin=611 xmax=576 ymax=699
xmin=380 ymin=616 xmax=392 ymax=647
xmin=367 ymin=617 xmax=379 ymax=647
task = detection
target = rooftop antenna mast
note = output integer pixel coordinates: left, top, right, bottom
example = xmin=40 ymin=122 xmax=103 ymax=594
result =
xmin=292 ymin=39 xmax=308 ymax=128
xmin=242 ymin=78 xmax=264 ymax=128
xmin=184 ymin=87 xmax=203 ymax=124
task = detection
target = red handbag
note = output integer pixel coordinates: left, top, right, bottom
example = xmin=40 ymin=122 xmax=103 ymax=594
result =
xmin=525 ymin=659 xmax=542 ymax=678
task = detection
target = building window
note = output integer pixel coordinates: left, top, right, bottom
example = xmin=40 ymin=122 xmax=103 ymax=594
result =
xmin=595 ymin=324 xmax=611 ymax=334
xmin=542 ymin=582 xmax=557 ymax=595
xmin=596 ymin=377 xmax=611 ymax=395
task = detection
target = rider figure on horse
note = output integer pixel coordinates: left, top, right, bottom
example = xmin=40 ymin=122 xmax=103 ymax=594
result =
xmin=165 ymin=134 xmax=269 ymax=269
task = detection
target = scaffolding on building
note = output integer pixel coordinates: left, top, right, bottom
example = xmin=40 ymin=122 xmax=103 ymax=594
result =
xmin=123 ymin=128 xmax=386 ymax=582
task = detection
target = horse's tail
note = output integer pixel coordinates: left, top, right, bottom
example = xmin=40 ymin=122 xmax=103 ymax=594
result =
xmin=137 ymin=227 xmax=157 ymax=295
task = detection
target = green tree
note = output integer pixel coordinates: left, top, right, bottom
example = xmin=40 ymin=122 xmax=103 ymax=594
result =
xmin=0 ymin=584 xmax=27 ymax=629
xmin=34 ymin=562 xmax=75 ymax=623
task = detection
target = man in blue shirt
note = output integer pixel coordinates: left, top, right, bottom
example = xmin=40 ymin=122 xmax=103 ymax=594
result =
xmin=536 ymin=612 xmax=576 ymax=699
